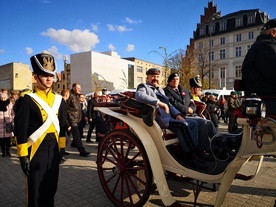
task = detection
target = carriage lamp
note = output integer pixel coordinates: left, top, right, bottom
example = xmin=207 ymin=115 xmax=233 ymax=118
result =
xmin=242 ymin=93 xmax=266 ymax=126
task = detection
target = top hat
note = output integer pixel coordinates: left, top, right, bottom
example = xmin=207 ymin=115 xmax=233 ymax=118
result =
xmin=30 ymin=51 xmax=58 ymax=82
xmin=189 ymin=75 xmax=202 ymax=88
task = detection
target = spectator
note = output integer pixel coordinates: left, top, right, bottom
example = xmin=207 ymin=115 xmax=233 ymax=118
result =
xmin=60 ymin=89 xmax=71 ymax=161
xmin=66 ymin=83 xmax=90 ymax=157
xmin=164 ymin=73 xmax=217 ymax=154
xmin=14 ymin=51 xmax=67 ymax=206
xmin=135 ymin=68 xmax=208 ymax=170
xmin=9 ymin=90 xmax=19 ymax=146
xmin=242 ymin=18 xmax=276 ymax=115
xmin=0 ymin=89 xmax=14 ymax=157
xmin=78 ymin=93 xmax=88 ymax=138
xmin=227 ymin=91 xmax=240 ymax=133
xmin=206 ymin=95 xmax=219 ymax=128
xmin=86 ymin=93 xmax=97 ymax=143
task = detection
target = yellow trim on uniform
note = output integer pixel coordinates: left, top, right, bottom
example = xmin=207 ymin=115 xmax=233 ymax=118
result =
xmin=59 ymin=137 xmax=66 ymax=149
xmin=17 ymin=143 xmax=28 ymax=157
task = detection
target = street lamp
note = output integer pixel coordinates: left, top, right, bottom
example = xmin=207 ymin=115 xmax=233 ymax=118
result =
xmin=209 ymin=12 xmax=221 ymax=89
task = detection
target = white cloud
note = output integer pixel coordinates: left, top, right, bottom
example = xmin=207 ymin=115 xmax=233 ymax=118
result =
xmin=125 ymin=44 xmax=135 ymax=52
xmin=47 ymin=46 xmax=63 ymax=60
xmin=107 ymin=24 xmax=132 ymax=32
xmin=124 ymin=17 xmax=142 ymax=24
xmin=91 ymin=23 xmax=99 ymax=32
xmin=25 ymin=47 xmax=33 ymax=55
xmin=0 ymin=49 xmax=5 ymax=53
xmin=41 ymin=28 xmax=100 ymax=53
xmin=108 ymin=44 xmax=115 ymax=51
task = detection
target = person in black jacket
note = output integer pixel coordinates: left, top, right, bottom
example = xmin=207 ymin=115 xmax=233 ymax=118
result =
xmin=242 ymin=18 xmax=276 ymax=114
xmin=67 ymin=83 xmax=90 ymax=157
xmin=164 ymin=73 xmax=217 ymax=154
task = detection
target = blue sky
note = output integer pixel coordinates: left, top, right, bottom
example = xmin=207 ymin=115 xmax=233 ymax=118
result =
xmin=0 ymin=0 xmax=275 ymax=72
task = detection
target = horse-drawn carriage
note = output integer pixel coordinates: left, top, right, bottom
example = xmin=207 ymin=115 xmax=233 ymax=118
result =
xmin=95 ymin=92 xmax=276 ymax=207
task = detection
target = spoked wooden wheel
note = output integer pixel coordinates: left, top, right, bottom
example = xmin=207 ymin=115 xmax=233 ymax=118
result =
xmin=97 ymin=130 xmax=153 ymax=207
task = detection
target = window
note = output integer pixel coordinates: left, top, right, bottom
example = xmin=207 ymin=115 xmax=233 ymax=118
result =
xmin=235 ymin=17 xmax=243 ymax=27
xmin=235 ymin=46 xmax=242 ymax=57
xmin=220 ymin=49 xmax=226 ymax=59
xmin=211 ymin=51 xmax=214 ymax=61
xmin=209 ymin=24 xmax=215 ymax=34
xmin=248 ymin=31 xmax=254 ymax=39
xmin=15 ymin=73 xmax=18 ymax=78
xmin=247 ymin=15 xmax=255 ymax=24
xmin=236 ymin=34 xmax=242 ymax=42
xmin=198 ymin=54 xmax=203 ymax=62
xmin=220 ymin=67 xmax=226 ymax=79
xmin=220 ymin=37 xmax=225 ymax=45
xmin=247 ymin=44 xmax=252 ymax=52
xmin=235 ymin=65 xmax=242 ymax=78
xmin=137 ymin=77 xmax=143 ymax=83
xmin=198 ymin=42 xmax=203 ymax=49
xmin=199 ymin=27 xmax=205 ymax=36
xmin=137 ymin=66 xmax=143 ymax=73
xmin=219 ymin=22 xmax=226 ymax=31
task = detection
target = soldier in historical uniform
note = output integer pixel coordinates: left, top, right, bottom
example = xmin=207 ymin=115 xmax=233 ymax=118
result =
xmin=14 ymin=51 xmax=67 ymax=207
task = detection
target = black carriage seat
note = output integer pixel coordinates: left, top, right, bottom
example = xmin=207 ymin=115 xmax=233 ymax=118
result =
xmin=116 ymin=92 xmax=178 ymax=141
xmin=210 ymin=132 xmax=242 ymax=156
xmin=116 ymin=92 xmax=154 ymax=127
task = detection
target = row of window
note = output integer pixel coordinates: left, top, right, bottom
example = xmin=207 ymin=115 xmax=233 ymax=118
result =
xmin=199 ymin=31 xmax=254 ymax=49
xmin=216 ymin=65 xmax=242 ymax=79
xmin=199 ymin=14 xmax=256 ymax=36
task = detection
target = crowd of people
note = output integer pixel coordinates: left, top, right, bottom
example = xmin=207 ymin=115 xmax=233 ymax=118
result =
xmin=1 ymin=18 xmax=275 ymax=207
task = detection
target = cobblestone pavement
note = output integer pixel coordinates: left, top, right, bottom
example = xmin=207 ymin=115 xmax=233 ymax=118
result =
xmin=0 ymin=121 xmax=275 ymax=207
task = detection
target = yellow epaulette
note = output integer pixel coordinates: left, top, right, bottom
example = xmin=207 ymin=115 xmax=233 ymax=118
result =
xmin=20 ymin=89 xmax=33 ymax=97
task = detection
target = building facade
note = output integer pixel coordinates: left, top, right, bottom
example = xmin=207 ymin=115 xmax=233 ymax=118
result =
xmin=123 ymin=57 xmax=165 ymax=88
xmin=0 ymin=62 xmax=32 ymax=92
xmin=69 ymin=51 xmax=134 ymax=94
xmin=188 ymin=1 xmax=271 ymax=89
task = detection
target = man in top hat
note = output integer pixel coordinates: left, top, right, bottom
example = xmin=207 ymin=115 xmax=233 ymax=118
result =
xmin=135 ymin=68 xmax=208 ymax=170
xmin=189 ymin=75 xmax=203 ymax=101
xmin=14 ymin=51 xmax=67 ymax=207
xmin=242 ymin=18 xmax=276 ymax=114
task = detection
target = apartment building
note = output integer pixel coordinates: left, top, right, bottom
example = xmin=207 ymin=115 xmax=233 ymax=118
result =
xmin=188 ymin=1 xmax=271 ymax=89
xmin=0 ymin=62 xmax=32 ymax=92
xmin=123 ymin=57 xmax=165 ymax=88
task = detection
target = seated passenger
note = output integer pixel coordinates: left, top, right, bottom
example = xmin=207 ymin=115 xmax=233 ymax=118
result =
xmin=135 ymin=68 xmax=208 ymax=170
xmin=164 ymin=73 xmax=217 ymax=154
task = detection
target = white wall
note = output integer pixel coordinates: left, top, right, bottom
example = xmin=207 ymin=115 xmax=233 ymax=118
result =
xmin=70 ymin=51 xmax=134 ymax=94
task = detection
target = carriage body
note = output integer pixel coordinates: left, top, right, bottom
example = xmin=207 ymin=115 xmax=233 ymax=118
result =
xmin=95 ymin=95 xmax=276 ymax=207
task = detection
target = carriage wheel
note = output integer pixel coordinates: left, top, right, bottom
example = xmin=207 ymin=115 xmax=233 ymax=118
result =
xmin=97 ymin=130 xmax=153 ymax=207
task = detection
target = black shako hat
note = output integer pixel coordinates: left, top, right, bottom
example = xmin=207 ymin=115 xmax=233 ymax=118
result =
xmin=167 ymin=73 xmax=179 ymax=83
xmin=30 ymin=51 xmax=58 ymax=82
xmin=261 ymin=18 xmax=276 ymax=30
xmin=189 ymin=75 xmax=202 ymax=88
xmin=146 ymin=68 xmax=160 ymax=75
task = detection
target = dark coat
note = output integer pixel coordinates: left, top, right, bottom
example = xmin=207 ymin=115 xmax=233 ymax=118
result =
xmin=164 ymin=85 xmax=196 ymax=116
xmin=242 ymin=34 xmax=276 ymax=96
xmin=67 ymin=89 xmax=82 ymax=126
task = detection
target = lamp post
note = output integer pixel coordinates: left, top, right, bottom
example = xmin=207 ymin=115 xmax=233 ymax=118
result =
xmin=208 ymin=12 xmax=221 ymax=89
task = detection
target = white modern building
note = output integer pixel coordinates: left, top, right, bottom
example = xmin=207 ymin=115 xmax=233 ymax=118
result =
xmin=70 ymin=51 xmax=134 ymax=94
